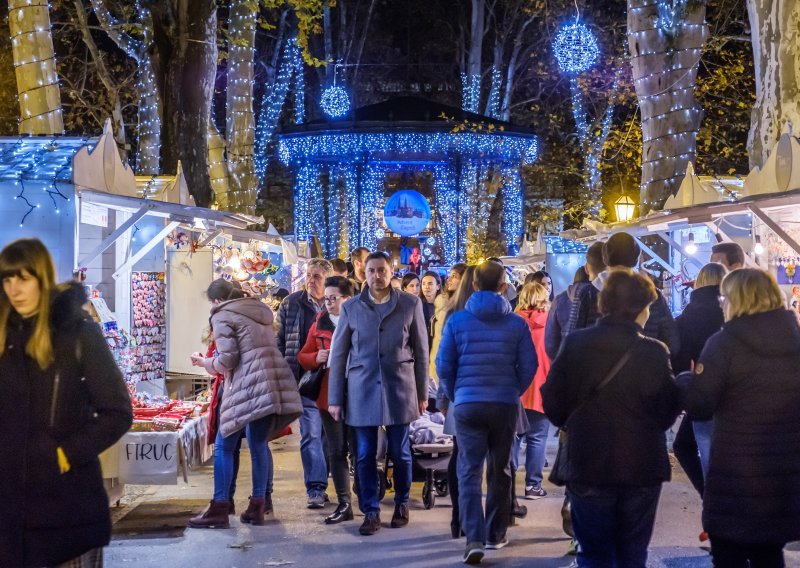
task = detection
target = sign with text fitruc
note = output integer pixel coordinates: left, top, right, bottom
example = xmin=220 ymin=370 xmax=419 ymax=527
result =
xmin=383 ymin=190 xmax=431 ymax=237
xmin=118 ymin=431 xmax=178 ymax=485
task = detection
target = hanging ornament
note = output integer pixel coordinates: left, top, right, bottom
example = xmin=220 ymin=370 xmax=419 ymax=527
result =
xmin=376 ymin=228 xmax=386 ymax=239
xmin=320 ymin=85 xmax=350 ymax=119
xmin=553 ymin=21 xmax=599 ymax=75
xmin=321 ymin=61 xmax=351 ymax=119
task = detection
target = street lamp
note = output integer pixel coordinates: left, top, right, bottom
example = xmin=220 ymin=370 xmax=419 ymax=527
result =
xmin=614 ymin=195 xmax=636 ymax=223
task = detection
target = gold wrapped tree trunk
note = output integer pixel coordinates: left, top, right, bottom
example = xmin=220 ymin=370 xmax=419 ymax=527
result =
xmin=8 ymin=0 xmax=63 ymax=134
xmin=627 ymin=0 xmax=706 ymax=212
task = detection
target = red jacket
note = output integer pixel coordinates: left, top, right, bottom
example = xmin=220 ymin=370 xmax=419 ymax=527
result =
xmin=206 ymin=342 xmax=223 ymax=445
xmin=297 ymin=310 xmax=336 ymax=411
xmin=518 ymin=309 xmax=551 ymax=413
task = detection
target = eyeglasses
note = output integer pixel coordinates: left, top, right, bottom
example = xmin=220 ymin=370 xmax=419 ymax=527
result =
xmin=324 ymin=295 xmax=344 ymax=304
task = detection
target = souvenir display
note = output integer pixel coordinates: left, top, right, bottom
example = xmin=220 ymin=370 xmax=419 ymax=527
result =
xmin=130 ymin=272 xmax=167 ymax=383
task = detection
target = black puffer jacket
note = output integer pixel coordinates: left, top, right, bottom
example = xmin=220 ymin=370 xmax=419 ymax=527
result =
xmin=276 ymin=290 xmax=318 ymax=381
xmin=0 ymin=283 xmax=132 ymax=567
xmin=542 ymin=317 xmax=681 ymax=487
xmin=683 ymin=308 xmax=800 ymax=544
xmin=671 ymin=285 xmax=724 ymax=373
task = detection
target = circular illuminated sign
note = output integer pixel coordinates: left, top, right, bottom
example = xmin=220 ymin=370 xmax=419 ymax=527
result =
xmin=383 ymin=189 xmax=431 ymax=237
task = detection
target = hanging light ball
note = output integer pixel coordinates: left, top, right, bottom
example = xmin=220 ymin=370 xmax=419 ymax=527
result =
xmin=375 ymin=228 xmax=386 ymax=239
xmin=553 ymin=22 xmax=599 ymax=74
xmin=320 ymin=85 xmax=350 ymax=119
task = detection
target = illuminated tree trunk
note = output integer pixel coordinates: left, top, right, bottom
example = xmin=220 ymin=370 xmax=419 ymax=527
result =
xmin=145 ymin=0 xmax=217 ymax=207
xmin=627 ymin=0 xmax=706 ymax=212
xmin=223 ymin=0 xmax=258 ymax=214
xmin=746 ymin=0 xmax=800 ymax=169
xmin=8 ymin=0 xmax=63 ymax=134
xmin=462 ymin=0 xmax=484 ymax=112
xmin=90 ymin=0 xmax=160 ymax=175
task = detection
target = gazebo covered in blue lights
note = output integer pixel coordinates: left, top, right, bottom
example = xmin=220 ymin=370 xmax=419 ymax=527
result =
xmin=277 ymin=96 xmax=538 ymax=263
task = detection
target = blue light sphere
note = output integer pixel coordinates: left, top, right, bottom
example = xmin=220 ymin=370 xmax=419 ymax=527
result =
xmin=320 ymin=85 xmax=350 ymax=119
xmin=553 ymin=22 xmax=599 ymax=74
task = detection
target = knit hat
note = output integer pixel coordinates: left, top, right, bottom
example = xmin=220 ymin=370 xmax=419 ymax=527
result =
xmin=603 ymin=232 xmax=640 ymax=268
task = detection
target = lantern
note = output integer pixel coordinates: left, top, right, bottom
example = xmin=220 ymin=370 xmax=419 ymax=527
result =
xmin=614 ymin=195 xmax=636 ymax=222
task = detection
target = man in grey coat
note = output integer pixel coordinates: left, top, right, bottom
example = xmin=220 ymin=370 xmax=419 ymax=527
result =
xmin=328 ymin=251 xmax=429 ymax=536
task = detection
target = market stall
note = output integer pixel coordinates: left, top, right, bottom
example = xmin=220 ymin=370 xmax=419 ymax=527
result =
xmin=558 ymin=133 xmax=800 ymax=314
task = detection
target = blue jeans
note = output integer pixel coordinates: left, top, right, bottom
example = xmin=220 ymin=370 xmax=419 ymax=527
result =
xmin=693 ymin=420 xmax=712 ymax=479
xmin=568 ymin=482 xmax=662 ymax=568
xmin=511 ymin=409 xmax=551 ymax=486
xmin=213 ymin=415 xmax=274 ymax=500
xmin=352 ymin=424 xmax=411 ymax=514
xmin=454 ymin=402 xmax=517 ymax=545
xmin=299 ymin=396 xmax=328 ymax=495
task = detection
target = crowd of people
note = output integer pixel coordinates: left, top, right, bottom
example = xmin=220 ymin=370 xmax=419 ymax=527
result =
xmin=4 ymin=235 xmax=800 ymax=567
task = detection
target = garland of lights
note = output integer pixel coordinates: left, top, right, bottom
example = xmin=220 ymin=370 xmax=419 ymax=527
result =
xmin=433 ymin=161 xmax=458 ymax=264
xmin=279 ymin=132 xmax=537 ymax=165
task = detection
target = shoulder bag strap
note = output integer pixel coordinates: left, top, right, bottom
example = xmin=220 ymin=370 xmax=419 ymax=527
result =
xmin=565 ymin=340 xmax=637 ymax=427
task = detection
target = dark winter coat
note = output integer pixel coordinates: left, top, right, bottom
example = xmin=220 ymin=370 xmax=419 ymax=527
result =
xmin=671 ymin=285 xmax=724 ymax=374
xmin=328 ymin=287 xmax=429 ymax=427
xmin=682 ymin=308 xmax=800 ymax=545
xmin=542 ymin=317 xmax=681 ymax=487
xmin=205 ymin=297 xmax=302 ymax=438
xmin=0 ymin=283 xmax=132 ymax=567
xmin=297 ymin=310 xmax=336 ymax=412
xmin=545 ymin=282 xmax=590 ymax=359
xmin=570 ymin=272 xmax=679 ymax=353
xmin=276 ymin=291 xmax=320 ymax=381
xmin=437 ymin=291 xmax=537 ymax=407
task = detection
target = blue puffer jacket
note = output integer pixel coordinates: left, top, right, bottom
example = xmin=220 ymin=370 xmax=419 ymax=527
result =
xmin=436 ymin=291 xmax=537 ymax=406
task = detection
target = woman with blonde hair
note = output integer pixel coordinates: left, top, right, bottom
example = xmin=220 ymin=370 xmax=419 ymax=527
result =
xmin=684 ymin=269 xmax=800 ymax=566
xmin=513 ymin=283 xmax=552 ymax=500
xmin=672 ymin=262 xmax=727 ymax=500
xmin=0 ymin=238 xmax=132 ymax=567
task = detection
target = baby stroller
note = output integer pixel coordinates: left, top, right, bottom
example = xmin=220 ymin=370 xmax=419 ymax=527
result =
xmin=412 ymin=441 xmax=453 ymax=509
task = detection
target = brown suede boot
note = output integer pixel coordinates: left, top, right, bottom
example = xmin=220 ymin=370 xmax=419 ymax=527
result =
xmin=188 ymin=500 xmax=231 ymax=529
xmin=265 ymin=493 xmax=273 ymax=514
xmin=240 ymin=496 xmax=266 ymax=525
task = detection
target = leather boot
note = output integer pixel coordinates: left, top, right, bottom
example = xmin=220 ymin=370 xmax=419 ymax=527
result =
xmin=265 ymin=493 xmax=273 ymax=515
xmin=240 ymin=496 xmax=266 ymax=525
xmin=228 ymin=500 xmax=236 ymax=515
xmin=188 ymin=500 xmax=231 ymax=529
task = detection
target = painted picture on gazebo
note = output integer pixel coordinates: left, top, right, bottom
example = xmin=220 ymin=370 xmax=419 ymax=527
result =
xmin=384 ymin=189 xmax=431 ymax=236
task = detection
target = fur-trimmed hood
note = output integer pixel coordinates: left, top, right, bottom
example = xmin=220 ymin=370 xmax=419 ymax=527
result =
xmin=50 ymin=281 xmax=90 ymax=330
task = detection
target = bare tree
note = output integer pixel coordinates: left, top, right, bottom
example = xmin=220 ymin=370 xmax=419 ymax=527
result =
xmin=746 ymin=0 xmax=800 ymax=168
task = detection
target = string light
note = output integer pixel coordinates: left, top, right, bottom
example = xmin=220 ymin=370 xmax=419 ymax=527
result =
xmin=486 ymin=67 xmax=502 ymax=119
xmin=90 ymin=0 xmax=160 ymax=174
xmin=461 ymin=73 xmax=481 ymax=113
xmin=254 ymin=37 xmax=304 ymax=183
xmin=320 ymin=85 xmax=350 ymax=119
xmin=553 ymin=21 xmax=599 ymax=74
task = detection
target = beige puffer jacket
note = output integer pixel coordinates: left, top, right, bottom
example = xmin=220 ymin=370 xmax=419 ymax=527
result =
xmin=205 ymin=297 xmax=301 ymax=438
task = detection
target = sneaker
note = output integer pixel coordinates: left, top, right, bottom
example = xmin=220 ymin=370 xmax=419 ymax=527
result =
xmin=524 ymin=483 xmax=547 ymax=500
xmin=486 ymin=537 xmax=509 ymax=550
xmin=307 ymin=491 xmax=326 ymax=509
xmin=463 ymin=542 xmax=484 ymax=564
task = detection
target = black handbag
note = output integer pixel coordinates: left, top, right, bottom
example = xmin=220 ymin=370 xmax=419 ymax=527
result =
xmin=298 ymin=365 xmax=326 ymax=400
xmin=548 ymin=343 xmax=636 ymax=487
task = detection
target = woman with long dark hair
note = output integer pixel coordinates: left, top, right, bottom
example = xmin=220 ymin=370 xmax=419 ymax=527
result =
xmin=189 ymin=278 xmax=302 ymax=528
xmin=0 ymin=238 xmax=132 ymax=567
